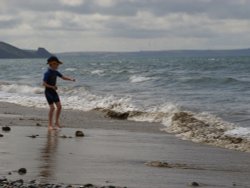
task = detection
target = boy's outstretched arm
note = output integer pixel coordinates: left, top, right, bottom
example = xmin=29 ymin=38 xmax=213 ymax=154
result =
xmin=61 ymin=76 xmax=76 ymax=82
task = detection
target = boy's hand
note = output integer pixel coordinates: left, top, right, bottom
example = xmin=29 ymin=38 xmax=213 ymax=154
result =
xmin=61 ymin=76 xmax=76 ymax=82
xmin=53 ymin=86 xmax=58 ymax=90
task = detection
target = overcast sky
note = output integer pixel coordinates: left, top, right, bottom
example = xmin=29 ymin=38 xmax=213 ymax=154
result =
xmin=1 ymin=0 xmax=250 ymax=52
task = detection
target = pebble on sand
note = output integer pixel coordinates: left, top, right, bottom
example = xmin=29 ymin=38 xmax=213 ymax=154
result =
xmin=145 ymin=161 xmax=170 ymax=168
xmin=18 ymin=168 xmax=27 ymax=175
xmin=0 ymin=177 xmax=125 ymax=188
xmin=27 ymin=135 xmax=39 ymax=138
xmin=36 ymin=123 xmax=42 ymax=126
xmin=75 ymin=130 xmax=84 ymax=137
xmin=60 ymin=135 xmax=68 ymax=138
xmin=2 ymin=126 xmax=11 ymax=132
xmin=190 ymin=181 xmax=200 ymax=187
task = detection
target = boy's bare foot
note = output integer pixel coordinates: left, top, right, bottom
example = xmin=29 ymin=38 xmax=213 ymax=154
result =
xmin=48 ymin=126 xmax=54 ymax=130
xmin=55 ymin=123 xmax=62 ymax=129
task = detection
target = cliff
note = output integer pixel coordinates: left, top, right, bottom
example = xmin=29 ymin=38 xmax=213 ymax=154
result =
xmin=0 ymin=41 xmax=52 ymax=59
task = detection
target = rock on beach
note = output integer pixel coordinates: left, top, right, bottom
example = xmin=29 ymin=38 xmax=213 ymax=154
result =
xmin=18 ymin=168 xmax=27 ymax=175
xmin=75 ymin=130 xmax=84 ymax=137
xmin=2 ymin=126 xmax=11 ymax=132
xmin=0 ymin=177 xmax=126 ymax=188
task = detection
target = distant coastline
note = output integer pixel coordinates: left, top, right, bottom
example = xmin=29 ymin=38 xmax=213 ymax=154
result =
xmin=1 ymin=41 xmax=250 ymax=59
xmin=57 ymin=48 xmax=250 ymax=58
xmin=0 ymin=41 xmax=51 ymax=59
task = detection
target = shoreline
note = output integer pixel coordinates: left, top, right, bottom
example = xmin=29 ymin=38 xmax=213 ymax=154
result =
xmin=0 ymin=102 xmax=164 ymax=134
xmin=1 ymin=102 xmax=250 ymax=187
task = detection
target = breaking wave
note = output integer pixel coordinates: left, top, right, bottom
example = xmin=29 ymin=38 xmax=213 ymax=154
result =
xmin=91 ymin=70 xmax=105 ymax=75
xmin=97 ymin=104 xmax=250 ymax=152
xmin=0 ymin=83 xmax=43 ymax=95
xmin=65 ymin=68 xmax=77 ymax=72
xmin=1 ymin=82 xmax=250 ymax=152
xmin=163 ymin=112 xmax=250 ymax=152
xmin=180 ymin=76 xmax=249 ymax=86
xmin=129 ymin=75 xmax=152 ymax=83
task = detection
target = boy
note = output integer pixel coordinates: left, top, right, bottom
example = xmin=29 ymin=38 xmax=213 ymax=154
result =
xmin=43 ymin=56 xmax=75 ymax=130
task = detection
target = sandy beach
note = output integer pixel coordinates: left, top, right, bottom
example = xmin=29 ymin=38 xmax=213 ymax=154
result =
xmin=1 ymin=102 xmax=250 ymax=188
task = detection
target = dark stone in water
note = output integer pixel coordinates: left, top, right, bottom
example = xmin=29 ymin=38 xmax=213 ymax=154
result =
xmin=0 ymin=134 xmax=3 ymax=137
xmin=105 ymin=110 xmax=129 ymax=120
xmin=190 ymin=181 xmax=199 ymax=186
xmin=172 ymin=112 xmax=209 ymax=127
xmin=231 ymin=137 xmax=243 ymax=144
xmin=18 ymin=168 xmax=27 ymax=175
xmin=2 ymin=126 xmax=11 ymax=132
xmin=75 ymin=130 xmax=84 ymax=137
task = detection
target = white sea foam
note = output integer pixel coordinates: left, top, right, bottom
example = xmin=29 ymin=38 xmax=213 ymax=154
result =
xmin=0 ymin=83 xmax=43 ymax=95
xmin=1 ymin=81 xmax=250 ymax=152
xmin=65 ymin=68 xmax=77 ymax=72
xmin=0 ymin=84 xmax=136 ymax=113
xmin=128 ymin=104 xmax=250 ymax=152
xmin=128 ymin=103 xmax=179 ymax=123
xmin=129 ymin=75 xmax=152 ymax=83
xmin=91 ymin=70 xmax=105 ymax=75
xmin=226 ymin=127 xmax=250 ymax=138
xmin=61 ymin=93 xmax=135 ymax=112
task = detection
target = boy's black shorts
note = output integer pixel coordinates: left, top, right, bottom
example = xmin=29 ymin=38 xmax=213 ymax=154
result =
xmin=45 ymin=89 xmax=60 ymax=105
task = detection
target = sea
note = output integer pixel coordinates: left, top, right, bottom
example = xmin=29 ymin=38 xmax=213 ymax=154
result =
xmin=1 ymin=52 xmax=250 ymax=150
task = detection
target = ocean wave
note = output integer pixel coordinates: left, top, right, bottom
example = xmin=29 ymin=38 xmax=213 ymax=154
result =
xmin=63 ymin=94 xmax=136 ymax=112
xmin=1 ymin=81 xmax=250 ymax=152
xmin=129 ymin=75 xmax=152 ymax=83
xmin=0 ymin=84 xmax=136 ymax=113
xmin=96 ymin=103 xmax=250 ymax=152
xmin=91 ymin=70 xmax=105 ymax=75
xmin=181 ymin=76 xmax=245 ymax=85
xmin=226 ymin=127 xmax=250 ymax=138
xmin=65 ymin=68 xmax=77 ymax=72
xmin=0 ymin=83 xmax=43 ymax=95
xmin=111 ymin=70 xmax=131 ymax=74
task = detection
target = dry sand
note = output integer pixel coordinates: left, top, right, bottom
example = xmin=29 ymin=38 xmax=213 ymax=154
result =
xmin=1 ymin=102 xmax=250 ymax=188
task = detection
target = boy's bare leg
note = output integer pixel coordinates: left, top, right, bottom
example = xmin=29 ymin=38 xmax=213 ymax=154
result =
xmin=55 ymin=102 xmax=62 ymax=128
xmin=48 ymin=104 xmax=55 ymax=130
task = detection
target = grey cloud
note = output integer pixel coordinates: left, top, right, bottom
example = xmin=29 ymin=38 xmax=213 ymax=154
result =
xmin=104 ymin=22 xmax=167 ymax=39
xmin=141 ymin=0 xmax=250 ymax=19
xmin=1 ymin=0 xmax=250 ymax=51
xmin=103 ymin=18 xmax=217 ymax=39
xmin=0 ymin=18 xmax=21 ymax=29
xmin=3 ymin=0 xmax=250 ymax=19
xmin=4 ymin=0 xmax=60 ymax=13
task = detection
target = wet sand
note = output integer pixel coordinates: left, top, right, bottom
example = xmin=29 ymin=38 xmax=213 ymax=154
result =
xmin=1 ymin=102 xmax=250 ymax=188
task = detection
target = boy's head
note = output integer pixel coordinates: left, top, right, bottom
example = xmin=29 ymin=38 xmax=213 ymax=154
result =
xmin=47 ymin=56 xmax=63 ymax=69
